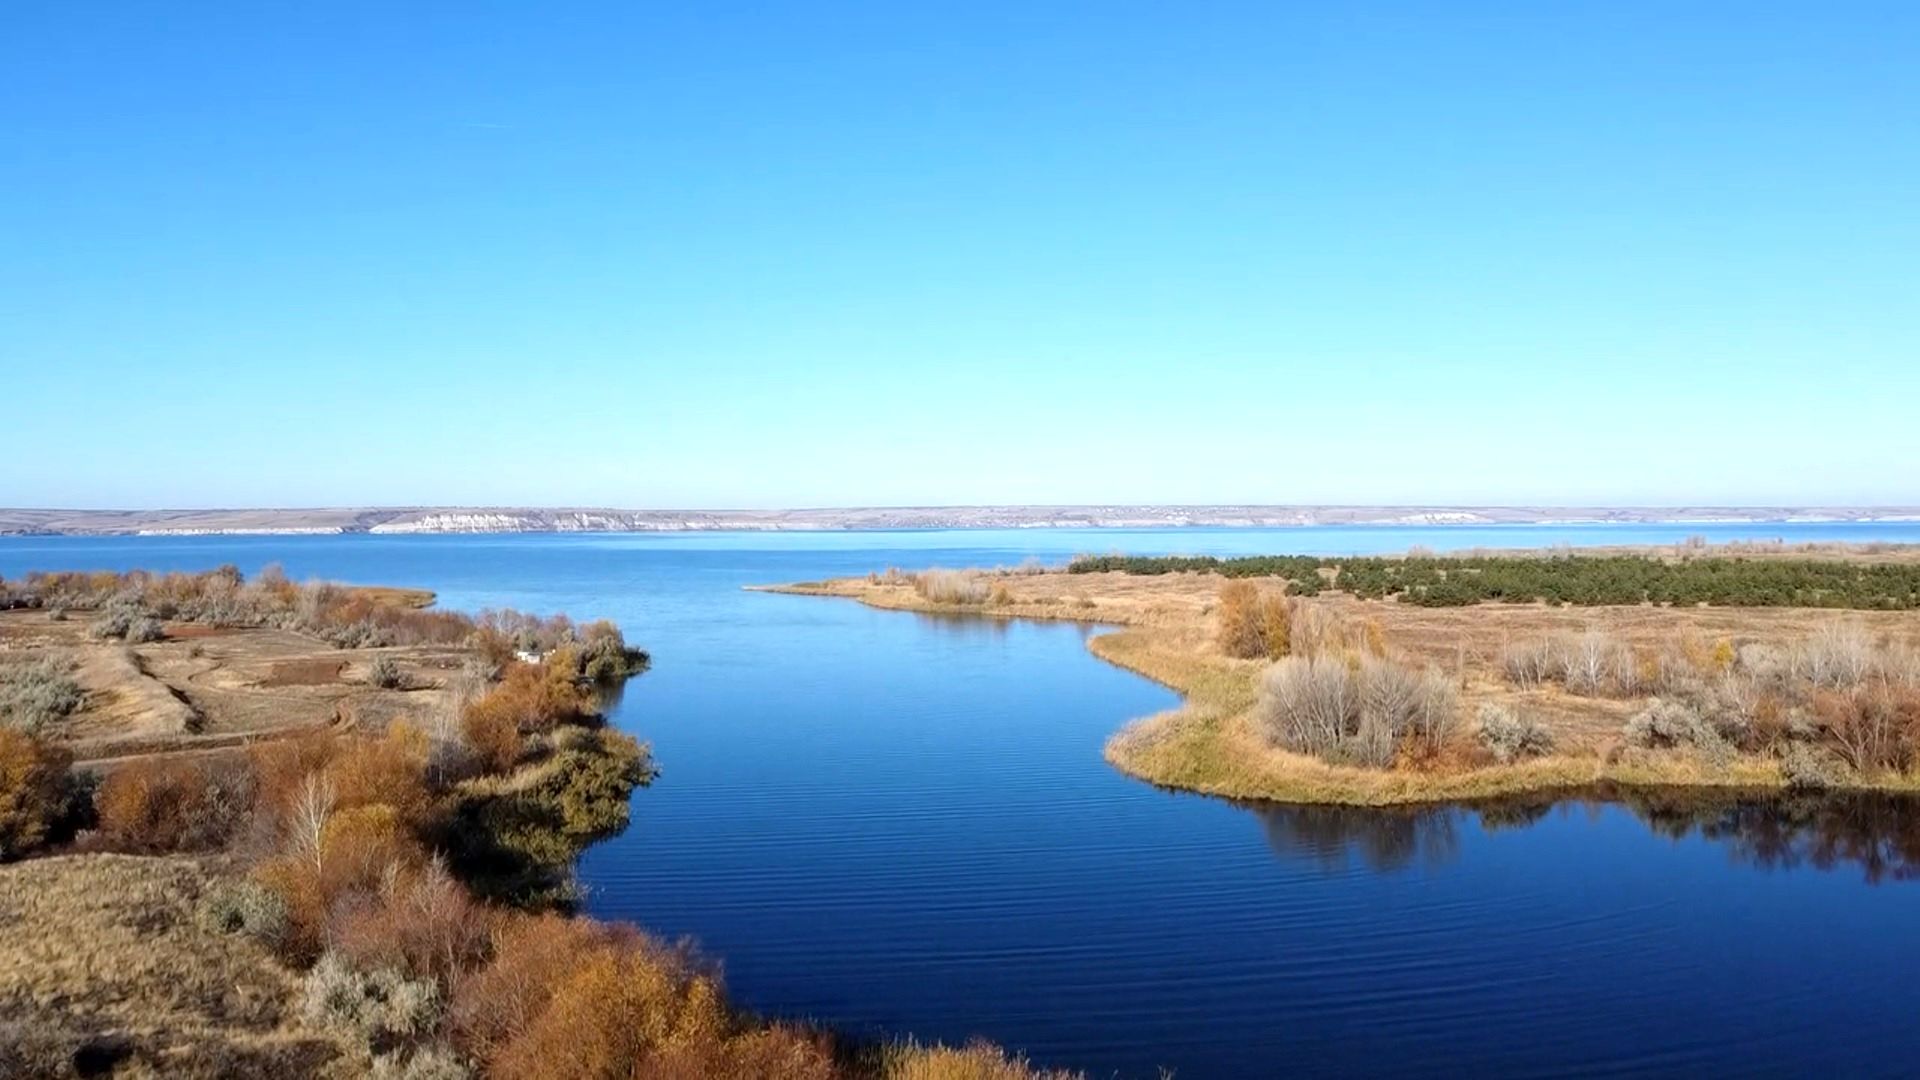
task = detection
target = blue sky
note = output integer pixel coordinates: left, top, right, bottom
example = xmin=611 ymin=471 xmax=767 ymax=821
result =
xmin=3 ymin=3 xmax=1915 ymax=509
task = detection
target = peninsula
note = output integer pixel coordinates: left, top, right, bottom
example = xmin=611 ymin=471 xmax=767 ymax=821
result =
xmin=768 ymin=543 xmax=1920 ymax=806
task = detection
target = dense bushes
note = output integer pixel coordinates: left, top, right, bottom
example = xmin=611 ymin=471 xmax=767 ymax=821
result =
xmin=472 ymin=612 xmax=650 ymax=682
xmin=0 ymin=657 xmax=84 ymax=734
xmin=1070 ymin=553 xmax=1920 ymax=609
xmin=445 ymin=727 xmax=653 ymax=905
xmin=1496 ymin=622 xmax=1920 ymax=777
xmin=1476 ymin=705 xmax=1554 ymax=764
xmin=1257 ymin=655 xmax=1457 ymax=767
xmin=1215 ymin=582 xmax=1290 ymax=660
xmin=368 ymin=655 xmax=405 ymax=689
xmin=458 ymin=656 xmax=594 ymax=775
xmin=0 ymin=729 xmax=82 ymax=859
xmin=95 ymin=757 xmax=254 ymax=852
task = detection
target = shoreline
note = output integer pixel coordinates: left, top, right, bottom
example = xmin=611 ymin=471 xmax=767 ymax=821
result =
xmin=12 ymin=505 xmax=1920 ymax=537
xmin=759 ymin=576 xmax=1920 ymax=807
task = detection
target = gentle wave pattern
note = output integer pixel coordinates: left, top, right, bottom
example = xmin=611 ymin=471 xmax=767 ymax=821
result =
xmin=5 ymin=523 xmax=1920 ymax=1078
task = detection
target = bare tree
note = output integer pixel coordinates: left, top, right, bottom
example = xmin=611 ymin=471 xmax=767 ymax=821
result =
xmin=289 ymin=772 xmax=337 ymax=870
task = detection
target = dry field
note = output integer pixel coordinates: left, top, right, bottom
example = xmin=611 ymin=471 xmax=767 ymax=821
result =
xmin=0 ymin=854 xmax=342 ymax=1078
xmin=766 ymin=565 xmax=1920 ymax=804
xmin=0 ymin=609 xmax=468 ymax=767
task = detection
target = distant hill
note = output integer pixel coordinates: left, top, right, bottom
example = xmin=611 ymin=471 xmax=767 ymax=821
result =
xmin=3 ymin=505 xmax=1918 ymax=536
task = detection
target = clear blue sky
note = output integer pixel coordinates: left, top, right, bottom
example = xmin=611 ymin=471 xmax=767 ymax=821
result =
xmin=4 ymin=3 xmax=1915 ymax=509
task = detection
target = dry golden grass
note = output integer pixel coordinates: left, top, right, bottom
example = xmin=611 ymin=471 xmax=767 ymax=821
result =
xmin=881 ymin=1040 xmax=1081 ymax=1080
xmin=765 ymin=567 xmax=1920 ymax=805
xmin=0 ymin=609 xmax=465 ymax=767
xmin=0 ymin=854 xmax=341 ymax=1078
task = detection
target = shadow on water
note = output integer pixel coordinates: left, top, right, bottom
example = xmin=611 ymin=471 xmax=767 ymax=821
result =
xmin=1244 ymin=788 xmax=1920 ymax=883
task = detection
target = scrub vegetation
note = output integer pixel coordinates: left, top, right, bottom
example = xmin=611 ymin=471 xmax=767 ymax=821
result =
xmin=0 ymin=568 xmax=1069 ymax=1080
xmin=769 ymin=542 xmax=1920 ymax=806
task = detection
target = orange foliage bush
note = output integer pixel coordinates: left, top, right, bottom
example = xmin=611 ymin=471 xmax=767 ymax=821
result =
xmin=258 ymin=798 xmax=431 ymax=962
xmin=0 ymin=729 xmax=74 ymax=859
xmin=449 ymin=913 xmax=838 ymax=1079
xmin=333 ymin=858 xmax=495 ymax=987
xmin=1216 ymin=581 xmax=1291 ymax=660
xmin=249 ymin=732 xmax=344 ymax=835
xmin=462 ymin=705 xmax=525 ymax=774
xmin=460 ymin=657 xmax=592 ymax=774
xmin=94 ymin=757 xmax=251 ymax=853
xmin=324 ymin=723 xmax=435 ymax=829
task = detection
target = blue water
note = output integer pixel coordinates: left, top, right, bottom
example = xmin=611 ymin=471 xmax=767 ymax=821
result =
xmin=5 ymin=523 xmax=1919 ymax=1078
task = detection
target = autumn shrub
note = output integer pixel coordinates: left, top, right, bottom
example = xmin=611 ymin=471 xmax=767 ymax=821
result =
xmin=461 ymin=703 xmax=524 ymax=775
xmin=197 ymin=879 xmax=291 ymax=948
xmin=467 ymin=919 xmax=827 ymax=1080
xmin=576 ymin=622 xmax=650 ymax=683
xmin=1622 ymin=700 xmax=1731 ymax=763
xmin=94 ymin=756 xmax=254 ymax=852
xmin=1476 ymin=704 xmax=1554 ymax=764
xmin=1813 ymin=686 xmax=1920 ymax=775
xmin=88 ymin=603 xmax=137 ymax=640
xmin=1257 ymin=655 xmax=1457 ymax=767
xmin=0 ymin=729 xmax=80 ymax=860
xmin=1560 ymin=631 xmax=1633 ymax=696
xmin=369 ymin=655 xmax=405 ymax=689
xmin=0 ymin=657 xmax=84 ymax=734
xmin=462 ymin=660 xmax=591 ymax=746
xmin=445 ymin=729 xmax=652 ymax=904
xmin=258 ymin=801 xmax=431 ymax=963
xmin=325 ymin=724 xmax=436 ymax=831
xmin=332 ymin=859 xmax=494 ymax=988
xmin=303 ymin=952 xmax=444 ymax=1056
xmin=124 ymin=615 xmax=166 ymax=643
xmin=449 ymin=914 xmax=610 ymax=1064
xmin=1215 ymin=581 xmax=1290 ymax=660
xmin=1780 ymin=743 xmax=1846 ymax=790
xmin=1286 ymin=602 xmax=1359 ymax=659
xmin=368 ymin=1045 xmax=471 ymax=1080
xmin=1794 ymin=623 xmax=1878 ymax=688
xmin=249 ymin=732 xmax=346 ymax=839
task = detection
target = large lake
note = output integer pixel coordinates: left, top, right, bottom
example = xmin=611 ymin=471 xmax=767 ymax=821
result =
xmin=5 ymin=523 xmax=1919 ymax=1077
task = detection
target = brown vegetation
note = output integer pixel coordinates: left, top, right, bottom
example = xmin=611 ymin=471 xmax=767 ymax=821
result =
xmin=1214 ymin=581 xmax=1290 ymax=660
xmin=0 ymin=568 xmax=1084 ymax=1080
xmin=0 ymin=728 xmax=79 ymax=859
xmin=768 ymin=555 xmax=1920 ymax=805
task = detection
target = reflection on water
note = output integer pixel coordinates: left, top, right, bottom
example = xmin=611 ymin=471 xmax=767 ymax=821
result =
xmin=1251 ymin=801 xmax=1461 ymax=873
xmin=1249 ymin=789 xmax=1920 ymax=884
xmin=909 ymin=610 xmax=1015 ymax=638
xmin=1618 ymin=789 xmax=1920 ymax=884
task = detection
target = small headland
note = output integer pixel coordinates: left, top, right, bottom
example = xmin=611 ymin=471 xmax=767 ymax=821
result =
xmin=762 ymin=543 xmax=1920 ymax=806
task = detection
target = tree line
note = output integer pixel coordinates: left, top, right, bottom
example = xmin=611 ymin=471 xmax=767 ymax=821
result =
xmin=1067 ymin=553 xmax=1920 ymax=609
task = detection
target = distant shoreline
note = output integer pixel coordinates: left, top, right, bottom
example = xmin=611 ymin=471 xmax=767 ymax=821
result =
xmin=5 ymin=504 xmax=1920 ymax=537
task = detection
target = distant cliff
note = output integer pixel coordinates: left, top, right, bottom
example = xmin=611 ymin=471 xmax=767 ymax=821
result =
xmin=3 ymin=505 xmax=1918 ymax=536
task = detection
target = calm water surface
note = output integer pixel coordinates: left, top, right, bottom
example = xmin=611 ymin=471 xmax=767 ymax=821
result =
xmin=5 ymin=524 xmax=1919 ymax=1078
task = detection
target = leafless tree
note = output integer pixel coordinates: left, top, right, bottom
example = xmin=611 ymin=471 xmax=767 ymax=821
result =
xmin=289 ymin=773 xmax=337 ymax=870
